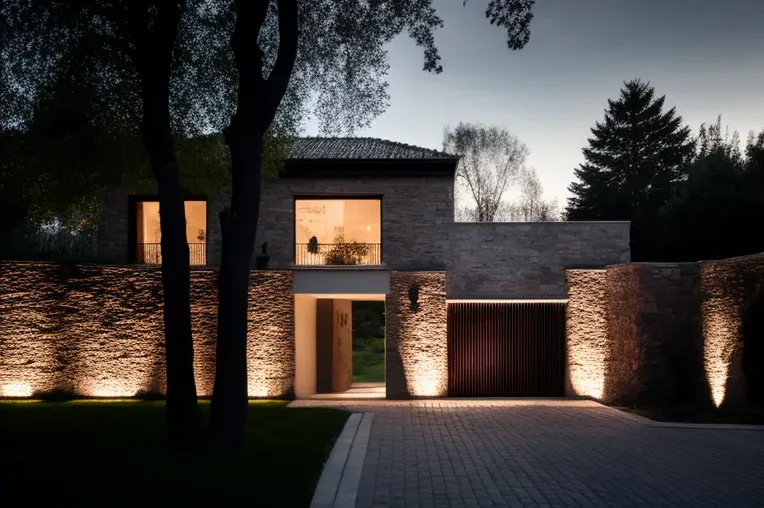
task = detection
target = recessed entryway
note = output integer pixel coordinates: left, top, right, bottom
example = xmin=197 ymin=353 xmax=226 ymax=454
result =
xmin=294 ymin=293 xmax=386 ymax=399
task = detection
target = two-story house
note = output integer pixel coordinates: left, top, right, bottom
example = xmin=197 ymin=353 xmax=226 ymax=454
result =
xmin=94 ymin=137 xmax=630 ymax=400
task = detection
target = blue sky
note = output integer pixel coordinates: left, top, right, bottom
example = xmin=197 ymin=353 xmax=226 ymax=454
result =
xmin=305 ymin=0 xmax=764 ymax=205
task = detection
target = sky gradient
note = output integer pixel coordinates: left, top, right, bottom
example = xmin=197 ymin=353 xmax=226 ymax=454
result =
xmin=305 ymin=0 xmax=764 ymax=207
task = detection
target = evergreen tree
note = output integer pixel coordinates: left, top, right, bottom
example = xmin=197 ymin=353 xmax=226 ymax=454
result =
xmin=567 ymin=79 xmax=694 ymax=222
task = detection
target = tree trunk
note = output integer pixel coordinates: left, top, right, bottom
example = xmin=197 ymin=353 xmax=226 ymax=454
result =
xmin=207 ymin=0 xmax=297 ymax=451
xmin=130 ymin=0 xmax=200 ymax=450
xmin=154 ymin=159 xmax=200 ymax=449
xmin=142 ymin=112 xmax=200 ymax=449
xmin=209 ymin=132 xmax=263 ymax=449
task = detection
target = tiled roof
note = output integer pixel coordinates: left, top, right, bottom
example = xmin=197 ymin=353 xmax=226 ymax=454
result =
xmin=287 ymin=137 xmax=457 ymax=160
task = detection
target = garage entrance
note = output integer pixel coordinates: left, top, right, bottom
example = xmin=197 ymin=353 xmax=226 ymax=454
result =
xmin=447 ymin=301 xmax=566 ymax=397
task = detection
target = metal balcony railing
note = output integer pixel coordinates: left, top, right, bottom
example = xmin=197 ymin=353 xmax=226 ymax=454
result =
xmin=295 ymin=242 xmax=381 ymax=266
xmin=136 ymin=243 xmax=207 ymax=266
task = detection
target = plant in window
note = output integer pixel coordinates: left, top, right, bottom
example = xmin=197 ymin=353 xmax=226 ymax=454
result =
xmin=325 ymin=231 xmax=369 ymax=265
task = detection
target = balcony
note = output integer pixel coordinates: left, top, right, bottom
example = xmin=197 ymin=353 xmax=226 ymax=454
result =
xmin=295 ymin=242 xmax=381 ymax=266
xmin=136 ymin=243 xmax=207 ymax=266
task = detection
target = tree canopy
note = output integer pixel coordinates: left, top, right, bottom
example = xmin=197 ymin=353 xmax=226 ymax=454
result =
xmin=566 ymin=79 xmax=694 ymax=222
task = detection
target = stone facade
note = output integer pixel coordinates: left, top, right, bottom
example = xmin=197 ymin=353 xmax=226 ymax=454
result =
xmin=565 ymin=269 xmax=608 ymax=399
xmin=0 ymin=261 xmax=294 ymax=398
xmin=566 ymin=254 xmax=764 ymax=409
xmin=700 ymin=253 xmax=764 ymax=409
xmin=98 ymin=175 xmax=454 ymax=270
xmin=385 ymin=271 xmax=447 ymax=399
xmin=244 ymin=176 xmax=454 ymax=270
xmin=448 ymin=222 xmax=630 ymax=299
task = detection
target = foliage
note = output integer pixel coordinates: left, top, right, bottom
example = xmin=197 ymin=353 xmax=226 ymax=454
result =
xmin=324 ymin=229 xmax=369 ymax=265
xmin=500 ymin=167 xmax=560 ymax=221
xmin=352 ymin=301 xmax=385 ymax=341
xmin=658 ymin=118 xmax=764 ymax=261
xmin=566 ymin=79 xmax=694 ymax=222
xmin=352 ymin=337 xmax=385 ymax=383
xmin=445 ymin=122 xmax=529 ymax=222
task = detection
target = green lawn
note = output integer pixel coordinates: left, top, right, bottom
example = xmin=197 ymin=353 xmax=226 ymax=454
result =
xmin=0 ymin=400 xmax=348 ymax=508
xmin=352 ymin=337 xmax=385 ymax=383
xmin=617 ymin=405 xmax=764 ymax=425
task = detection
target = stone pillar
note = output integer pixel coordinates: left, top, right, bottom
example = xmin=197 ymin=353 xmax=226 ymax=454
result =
xmin=385 ymin=271 xmax=447 ymax=399
xmin=565 ymin=269 xmax=607 ymax=399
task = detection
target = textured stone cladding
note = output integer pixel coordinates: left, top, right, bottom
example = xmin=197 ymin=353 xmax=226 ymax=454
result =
xmin=385 ymin=271 xmax=447 ymax=399
xmin=565 ymin=256 xmax=764 ymax=409
xmin=209 ymin=176 xmax=454 ymax=268
xmin=565 ymin=270 xmax=607 ymax=399
xmin=700 ymin=253 xmax=764 ymax=409
xmin=448 ymin=222 xmax=630 ymax=299
xmin=0 ymin=261 xmax=294 ymax=398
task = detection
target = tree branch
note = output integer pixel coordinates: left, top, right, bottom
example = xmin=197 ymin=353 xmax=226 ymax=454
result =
xmin=261 ymin=0 xmax=298 ymax=130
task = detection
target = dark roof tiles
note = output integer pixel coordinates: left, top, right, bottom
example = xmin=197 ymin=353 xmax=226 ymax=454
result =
xmin=288 ymin=137 xmax=457 ymax=160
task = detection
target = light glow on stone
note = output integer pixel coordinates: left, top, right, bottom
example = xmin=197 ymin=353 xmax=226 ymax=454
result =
xmin=1 ymin=382 xmax=33 ymax=398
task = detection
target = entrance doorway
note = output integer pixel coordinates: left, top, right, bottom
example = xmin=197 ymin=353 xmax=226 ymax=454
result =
xmin=294 ymin=293 xmax=386 ymax=399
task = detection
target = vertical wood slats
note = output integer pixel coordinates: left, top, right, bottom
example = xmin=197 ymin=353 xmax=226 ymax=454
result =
xmin=447 ymin=302 xmax=566 ymax=397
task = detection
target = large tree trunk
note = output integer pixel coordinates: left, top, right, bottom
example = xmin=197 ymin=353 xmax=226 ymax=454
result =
xmin=209 ymin=132 xmax=263 ymax=449
xmin=208 ymin=0 xmax=297 ymax=450
xmin=130 ymin=1 xmax=200 ymax=449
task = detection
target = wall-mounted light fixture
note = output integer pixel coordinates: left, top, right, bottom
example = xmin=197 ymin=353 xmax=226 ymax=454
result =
xmin=408 ymin=282 xmax=420 ymax=313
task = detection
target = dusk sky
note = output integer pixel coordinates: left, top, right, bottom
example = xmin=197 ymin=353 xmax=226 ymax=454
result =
xmin=305 ymin=0 xmax=764 ymax=206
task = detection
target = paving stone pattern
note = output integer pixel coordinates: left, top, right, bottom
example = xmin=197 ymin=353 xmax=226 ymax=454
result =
xmin=349 ymin=401 xmax=764 ymax=508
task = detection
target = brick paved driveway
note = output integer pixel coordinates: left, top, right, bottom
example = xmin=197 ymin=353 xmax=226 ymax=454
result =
xmin=346 ymin=400 xmax=764 ymax=508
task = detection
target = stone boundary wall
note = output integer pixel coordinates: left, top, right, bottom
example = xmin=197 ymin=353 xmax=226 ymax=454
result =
xmin=448 ymin=221 xmax=630 ymax=299
xmin=700 ymin=254 xmax=764 ymax=408
xmin=385 ymin=271 xmax=447 ymax=399
xmin=0 ymin=261 xmax=294 ymax=398
xmin=566 ymin=253 xmax=764 ymax=409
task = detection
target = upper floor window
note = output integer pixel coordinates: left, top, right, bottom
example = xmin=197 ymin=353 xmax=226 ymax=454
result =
xmin=294 ymin=198 xmax=381 ymax=265
xmin=134 ymin=200 xmax=207 ymax=265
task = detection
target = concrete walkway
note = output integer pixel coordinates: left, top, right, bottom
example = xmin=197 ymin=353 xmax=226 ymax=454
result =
xmin=294 ymin=399 xmax=764 ymax=508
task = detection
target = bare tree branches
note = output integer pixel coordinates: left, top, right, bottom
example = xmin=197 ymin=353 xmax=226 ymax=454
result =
xmin=444 ymin=122 xmax=529 ymax=222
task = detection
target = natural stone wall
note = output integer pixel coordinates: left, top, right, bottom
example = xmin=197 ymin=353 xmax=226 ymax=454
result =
xmin=565 ymin=269 xmax=607 ymax=399
xmin=0 ymin=261 xmax=294 ymax=398
xmin=449 ymin=222 xmax=630 ymax=299
xmin=700 ymin=253 xmax=764 ymax=409
xmin=385 ymin=271 xmax=447 ymax=398
xmin=566 ymin=254 xmax=764 ymax=409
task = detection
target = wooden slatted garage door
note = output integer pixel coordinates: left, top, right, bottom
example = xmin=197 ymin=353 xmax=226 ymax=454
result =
xmin=448 ymin=302 xmax=566 ymax=397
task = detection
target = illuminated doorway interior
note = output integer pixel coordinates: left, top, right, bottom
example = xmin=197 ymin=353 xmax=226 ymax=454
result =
xmin=135 ymin=200 xmax=207 ymax=265
xmin=294 ymin=198 xmax=381 ymax=265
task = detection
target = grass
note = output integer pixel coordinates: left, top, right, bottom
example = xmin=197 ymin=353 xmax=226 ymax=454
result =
xmin=0 ymin=400 xmax=349 ymax=508
xmin=616 ymin=404 xmax=764 ymax=425
xmin=352 ymin=337 xmax=385 ymax=383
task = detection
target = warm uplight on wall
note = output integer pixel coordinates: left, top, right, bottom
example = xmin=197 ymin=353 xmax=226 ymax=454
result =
xmin=565 ymin=270 xmax=607 ymax=400
xmin=395 ymin=273 xmax=448 ymax=398
xmin=84 ymin=379 xmax=139 ymax=398
xmin=1 ymin=382 xmax=33 ymax=398
xmin=702 ymin=302 xmax=735 ymax=407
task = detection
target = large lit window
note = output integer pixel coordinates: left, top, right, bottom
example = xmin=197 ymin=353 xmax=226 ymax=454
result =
xmin=135 ymin=200 xmax=207 ymax=265
xmin=294 ymin=198 xmax=381 ymax=265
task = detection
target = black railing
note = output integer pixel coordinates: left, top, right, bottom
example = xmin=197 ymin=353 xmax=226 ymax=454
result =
xmin=295 ymin=243 xmax=381 ymax=266
xmin=136 ymin=243 xmax=207 ymax=266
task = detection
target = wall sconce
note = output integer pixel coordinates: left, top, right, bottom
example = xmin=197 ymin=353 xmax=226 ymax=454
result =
xmin=408 ymin=282 xmax=420 ymax=313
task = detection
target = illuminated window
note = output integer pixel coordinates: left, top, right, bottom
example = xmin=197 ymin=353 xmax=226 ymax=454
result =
xmin=294 ymin=198 xmax=381 ymax=265
xmin=134 ymin=200 xmax=207 ymax=265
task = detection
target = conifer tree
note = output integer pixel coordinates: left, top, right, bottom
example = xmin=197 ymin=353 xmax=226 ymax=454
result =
xmin=567 ymin=79 xmax=694 ymax=221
